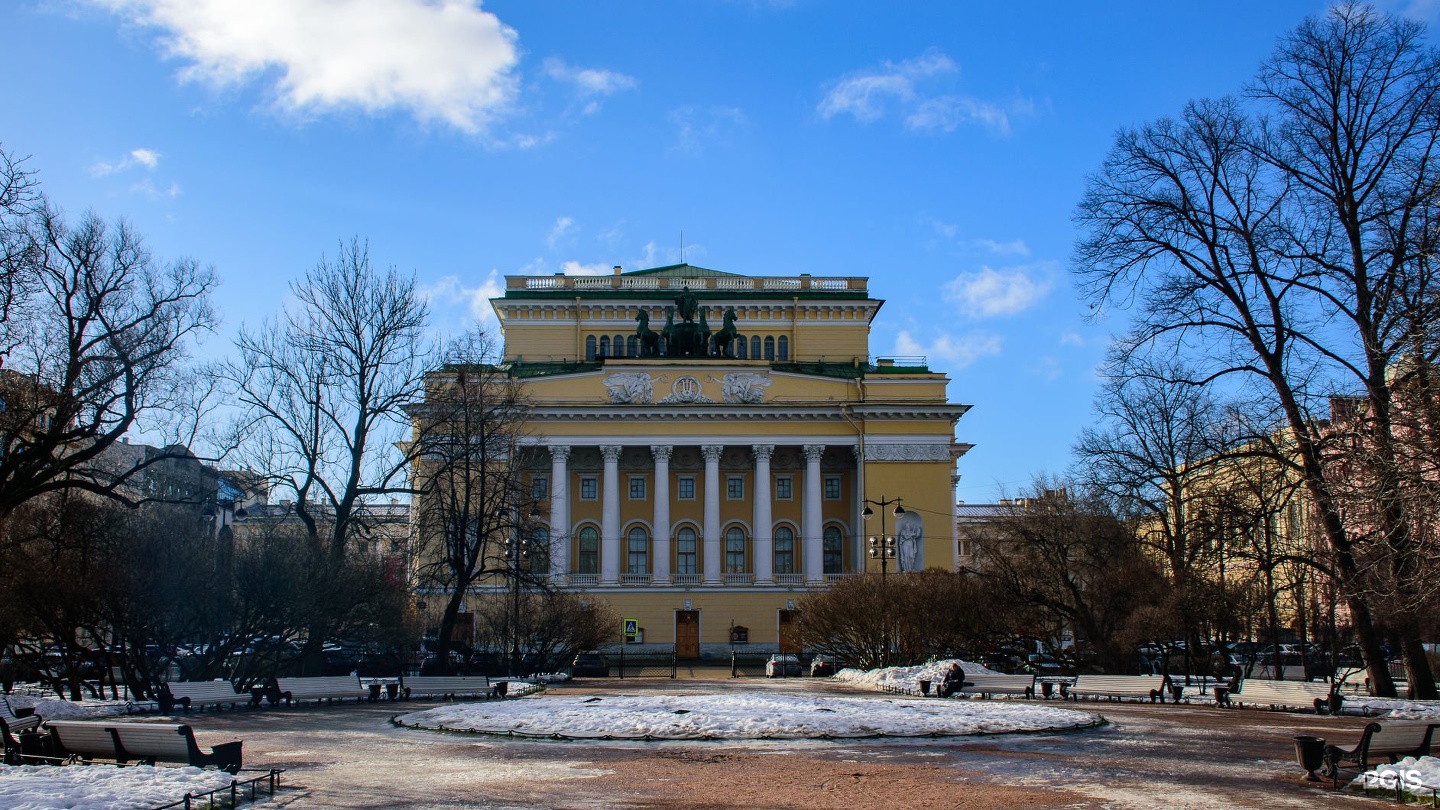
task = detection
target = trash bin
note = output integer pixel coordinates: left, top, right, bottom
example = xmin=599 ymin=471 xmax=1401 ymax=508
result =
xmin=919 ymin=679 xmax=931 ymax=696
xmin=1293 ymin=735 xmax=1326 ymax=782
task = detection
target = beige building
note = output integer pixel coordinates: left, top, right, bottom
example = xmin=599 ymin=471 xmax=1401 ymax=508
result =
xmin=432 ymin=263 xmax=971 ymax=658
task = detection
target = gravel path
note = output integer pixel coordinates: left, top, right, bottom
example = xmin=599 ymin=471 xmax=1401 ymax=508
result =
xmin=174 ymin=677 xmax=1386 ymax=809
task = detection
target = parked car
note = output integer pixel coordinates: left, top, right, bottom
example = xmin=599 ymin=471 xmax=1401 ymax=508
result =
xmin=765 ymin=653 xmax=802 ymax=677
xmin=571 ymin=652 xmax=609 ymax=678
xmin=809 ymin=656 xmax=843 ymax=677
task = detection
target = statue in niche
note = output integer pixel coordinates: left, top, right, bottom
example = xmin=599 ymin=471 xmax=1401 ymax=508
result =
xmin=895 ymin=511 xmax=924 ymax=572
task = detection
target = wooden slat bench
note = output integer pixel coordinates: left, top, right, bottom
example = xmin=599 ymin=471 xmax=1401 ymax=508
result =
xmin=1 ymin=697 xmax=42 ymax=762
xmin=1324 ymin=720 xmax=1439 ymax=778
xmin=160 ymin=681 xmax=251 ymax=713
xmin=275 ymin=675 xmax=369 ymax=706
xmin=1065 ymin=675 xmax=1173 ymax=703
xmin=959 ymin=674 xmax=1036 ymax=699
xmin=1234 ymin=679 xmax=1338 ymax=713
xmin=400 ymin=675 xmax=499 ymax=701
xmin=45 ymin=720 xmax=242 ymax=774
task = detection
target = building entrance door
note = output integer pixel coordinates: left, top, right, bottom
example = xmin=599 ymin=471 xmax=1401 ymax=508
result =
xmin=777 ymin=609 xmax=798 ymax=655
xmin=675 ymin=610 xmax=700 ymax=659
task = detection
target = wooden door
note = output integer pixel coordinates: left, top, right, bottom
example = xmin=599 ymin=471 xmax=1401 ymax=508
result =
xmin=675 ymin=610 xmax=700 ymax=659
xmin=777 ymin=609 xmax=798 ymax=655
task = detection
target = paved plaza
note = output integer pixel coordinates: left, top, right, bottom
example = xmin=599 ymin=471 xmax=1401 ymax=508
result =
xmin=160 ymin=676 xmax=1396 ymax=809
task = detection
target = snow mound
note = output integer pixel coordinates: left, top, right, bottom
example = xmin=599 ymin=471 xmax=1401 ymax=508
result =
xmin=0 ymin=764 xmax=236 ymax=810
xmin=833 ymin=658 xmax=1003 ymax=693
xmin=395 ymin=693 xmax=1102 ymax=740
xmin=1340 ymin=697 xmax=1440 ymax=719
xmin=1349 ymin=755 xmax=1440 ymax=799
xmin=4 ymin=695 xmax=141 ymax=721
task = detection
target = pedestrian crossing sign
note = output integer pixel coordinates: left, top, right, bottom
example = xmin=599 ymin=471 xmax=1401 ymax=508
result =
xmin=623 ymin=618 xmax=639 ymax=640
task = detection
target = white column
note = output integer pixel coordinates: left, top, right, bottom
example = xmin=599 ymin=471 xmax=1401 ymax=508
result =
xmin=651 ymin=445 xmax=672 ymax=584
xmin=601 ymin=445 xmax=622 ymax=584
xmin=702 ymin=444 xmax=723 ymax=584
xmin=803 ymin=444 xmax=825 ymax=583
xmin=549 ymin=445 xmax=570 ymax=581
xmin=752 ymin=444 xmax=774 ymax=584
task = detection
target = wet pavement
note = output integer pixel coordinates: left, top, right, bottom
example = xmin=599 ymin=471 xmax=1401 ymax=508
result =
xmin=174 ymin=676 xmax=1390 ymax=809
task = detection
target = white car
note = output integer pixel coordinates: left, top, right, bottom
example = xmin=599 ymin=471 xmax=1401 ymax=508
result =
xmin=765 ymin=653 xmax=801 ymax=677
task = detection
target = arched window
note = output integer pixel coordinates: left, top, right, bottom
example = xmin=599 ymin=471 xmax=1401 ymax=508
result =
xmin=676 ymin=526 xmax=698 ymax=575
xmin=750 ymin=335 xmax=761 ymax=359
xmin=627 ymin=526 xmax=649 ymax=574
xmin=627 ymin=335 xmax=638 ymax=357
xmin=598 ymin=336 xmax=610 ymax=357
xmin=777 ymin=335 xmax=789 ymax=361
xmin=585 ymin=335 xmax=597 ymax=361
xmin=823 ymin=526 xmax=843 ymax=574
xmin=774 ymin=526 xmax=795 ymax=574
xmin=578 ymin=526 xmax=599 ymax=574
xmin=736 ymin=336 xmax=748 ymax=359
xmin=763 ymin=336 xmax=775 ymax=360
xmin=725 ymin=526 xmax=747 ymax=573
xmin=614 ymin=334 xmax=626 ymax=356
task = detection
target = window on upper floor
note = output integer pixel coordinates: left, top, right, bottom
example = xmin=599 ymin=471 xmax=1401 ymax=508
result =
xmin=775 ymin=476 xmax=793 ymax=500
xmin=824 ymin=475 xmax=842 ymax=500
xmin=677 ymin=476 xmax=696 ymax=500
xmin=628 ymin=476 xmax=646 ymax=500
xmin=579 ymin=477 xmax=597 ymax=500
xmin=727 ymin=476 xmax=744 ymax=500
xmin=774 ymin=526 xmax=795 ymax=574
xmin=777 ymin=335 xmax=789 ymax=361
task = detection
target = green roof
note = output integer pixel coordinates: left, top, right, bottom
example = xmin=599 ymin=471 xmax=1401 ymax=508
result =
xmin=627 ymin=263 xmax=744 ymax=278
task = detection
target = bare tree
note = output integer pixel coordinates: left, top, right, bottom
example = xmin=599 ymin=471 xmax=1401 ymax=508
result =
xmin=1074 ymin=5 xmax=1440 ymax=697
xmin=409 ymin=329 xmax=536 ymax=674
xmin=977 ymin=484 xmax=1168 ymax=674
xmin=0 ymin=197 xmax=217 ymax=518
xmin=219 ymin=238 xmax=431 ymax=671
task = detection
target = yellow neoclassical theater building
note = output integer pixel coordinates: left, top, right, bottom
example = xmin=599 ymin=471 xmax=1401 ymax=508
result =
xmin=463 ymin=263 xmax=970 ymax=658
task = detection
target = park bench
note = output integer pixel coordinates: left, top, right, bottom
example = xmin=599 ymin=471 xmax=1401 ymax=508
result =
xmin=1065 ymin=675 xmax=1173 ymax=703
xmin=1234 ymin=679 xmax=1339 ymax=713
xmin=400 ymin=675 xmax=500 ymax=701
xmin=274 ymin=675 xmax=369 ymax=706
xmin=1324 ymin=720 xmax=1439 ymax=778
xmin=958 ymin=674 xmax=1035 ymax=699
xmin=1 ymin=697 xmax=42 ymax=763
xmin=45 ymin=720 xmax=242 ymax=773
xmin=160 ymin=680 xmax=251 ymax=713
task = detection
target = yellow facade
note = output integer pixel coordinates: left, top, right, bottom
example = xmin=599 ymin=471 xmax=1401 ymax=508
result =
xmin=428 ymin=263 xmax=971 ymax=658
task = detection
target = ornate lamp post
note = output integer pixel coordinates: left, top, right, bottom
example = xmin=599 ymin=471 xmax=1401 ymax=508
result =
xmin=505 ymin=503 xmax=543 ymax=677
xmin=862 ymin=497 xmax=905 ymax=583
xmin=862 ymin=497 xmax=905 ymax=666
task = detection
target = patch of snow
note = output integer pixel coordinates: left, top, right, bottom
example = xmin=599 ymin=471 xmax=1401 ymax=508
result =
xmin=4 ymin=696 xmax=143 ymax=721
xmin=1339 ymin=697 xmax=1440 ymax=719
xmin=395 ymin=692 xmax=1102 ymax=740
xmin=1349 ymin=755 xmax=1440 ymax=800
xmin=0 ymin=764 xmax=236 ymax=810
xmin=832 ymin=658 xmax=1002 ymax=694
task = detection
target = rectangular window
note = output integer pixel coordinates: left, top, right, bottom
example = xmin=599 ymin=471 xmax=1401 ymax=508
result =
xmin=531 ymin=475 xmax=549 ymax=501
xmin=580 ymin=477 xmax=597 ymax=500
xmin=823 ymin=475 xmax=842 ymax=500
xmin=775 ymin=476 xmax=793 ymax=500
xmin=628 ymin=476 xmax=646 ymax=500
xmin=677 ymin=477 xmax=695 ymax=500
xmin=627 ymin=532 xmax=648 ymax=574
xmin=727 ymin=476 xmax=744 ymax=500
xmin=958 ymin=540 xmax=975 ymax=558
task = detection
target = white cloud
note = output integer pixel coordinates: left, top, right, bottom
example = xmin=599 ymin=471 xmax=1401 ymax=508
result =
xmin=421 ymin=269 xmax=504 ymax=330
xmin=670 ymin=105 xmax=747 ymax=154
xmin=894 ymin=330 xmax=1002 ymax=369
xmin=943 ymin=264 xmax=1053 ymax=318
xmin=818 ymin=49 xmax=1029 ymax=136
xmin=1059 ymin=331 xmax=1085 ymax=347
xmin=560 ymin=260 xmax=610 ymax=276
xmin=89 ymin=0 xmax=520 ymax=133
xmin=130 ymin=179 xmax=182 ymax=199
xmin=90 ymin=147 xmax=162 ymax=176
xmin=975 ymin=238 xmax=1029 ymax=257
xmin=547 ymin=217 xmax=575 ymax=250
xmin=543 ymin=57 xmax=637 ymax=113
xmin=818 ymin=50 xmax=954 ymax=123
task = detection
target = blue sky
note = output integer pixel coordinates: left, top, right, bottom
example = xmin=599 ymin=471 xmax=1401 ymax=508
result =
xmin=5 ymin=0 xmax=1428 ymax=501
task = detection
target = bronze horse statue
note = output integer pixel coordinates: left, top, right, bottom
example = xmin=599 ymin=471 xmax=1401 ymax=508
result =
xmin=635 ymin=308 xmax=660 ymax=357
xmin=713 ymin=307 xmax=741 ymax=358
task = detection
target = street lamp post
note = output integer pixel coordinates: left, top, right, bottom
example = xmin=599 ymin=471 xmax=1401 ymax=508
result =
xmin=862 ymin=496 xmax=905 ymax=666
xmin=505 ymin=533 xmax=529 ymax=677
